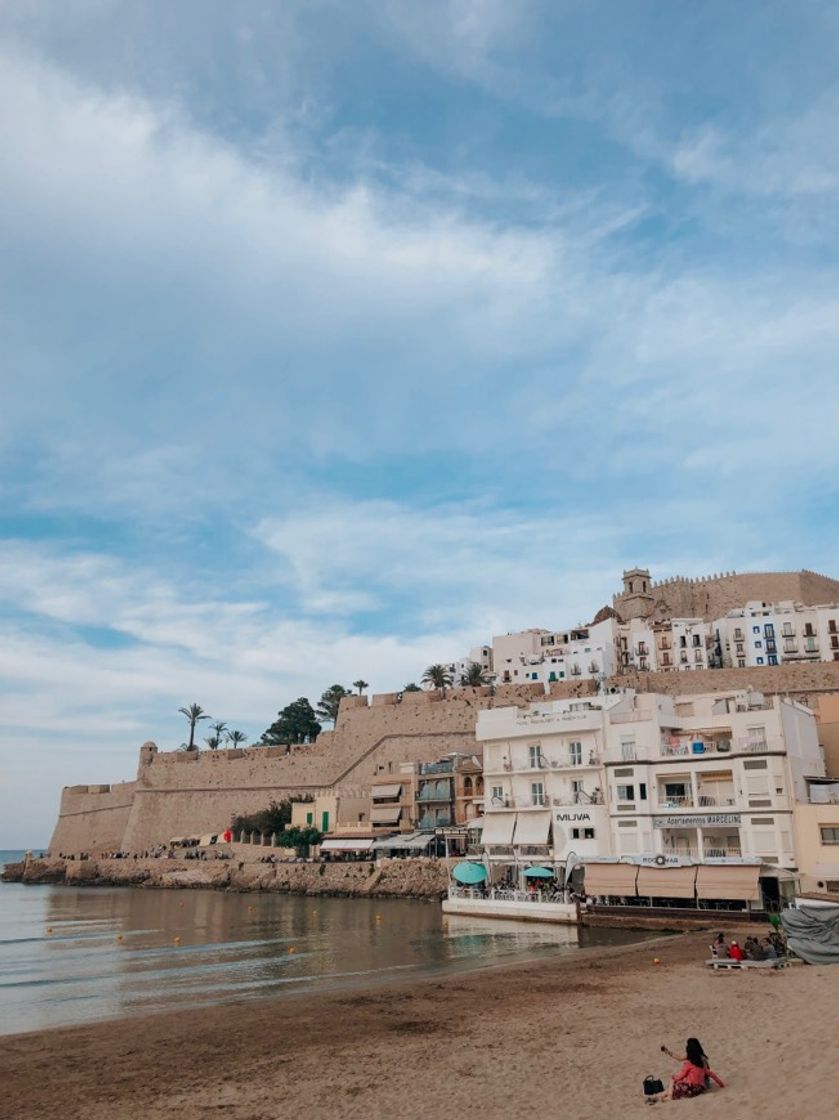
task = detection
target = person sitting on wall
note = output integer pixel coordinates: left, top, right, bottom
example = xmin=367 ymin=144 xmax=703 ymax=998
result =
xmin=728 ymin=940 xmax=744 ymax=962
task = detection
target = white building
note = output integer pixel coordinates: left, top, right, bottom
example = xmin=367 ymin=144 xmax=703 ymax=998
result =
xmin=452 ymin=619 xmax=619 ymax=688
xmin=713 ymin=600 xmax=839 ymax=669
xmin=476 ymin=687 xmax=824 ymax=902
xmin=476 ymin=692 xmax=631 ymax=866
xmin=601 ymin=689 xmax=823 ymax=873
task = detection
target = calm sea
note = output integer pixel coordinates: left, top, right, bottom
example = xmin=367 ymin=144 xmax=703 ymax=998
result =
xmin=0 ymin=851 xmax=642 ymax=1036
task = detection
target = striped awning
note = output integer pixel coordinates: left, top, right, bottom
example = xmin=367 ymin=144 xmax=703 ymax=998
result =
xmin=481 ymin=814 xmax=516 ymax=846
xmin=583 ymin=862 xmax=639 ymax=897
xmin=370 ymin=804 xmax=402 ymax=824
xmin=696 ymin=863 xmax=761 ymax=901
xmin=371 ymin=784 xmax=402 ymax=799
xmin=636 ymin=865 xmax=697 ymax=899
xmin=319 ymin=838 xmax=375 ymax=852
xmin=513 ymin=812 xmax=551 ymax=846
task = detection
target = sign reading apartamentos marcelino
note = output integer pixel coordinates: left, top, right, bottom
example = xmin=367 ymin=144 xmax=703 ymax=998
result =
xmin=653 ymin=813 xmax=741 ymax=828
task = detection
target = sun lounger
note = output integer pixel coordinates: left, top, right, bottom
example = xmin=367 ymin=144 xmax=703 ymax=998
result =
xmin=705 ymin=957 xmax=789 ymax=970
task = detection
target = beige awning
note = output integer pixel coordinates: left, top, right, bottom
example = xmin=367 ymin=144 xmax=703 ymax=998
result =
xmin=481 ymin=813 xmax=516 ymax=846
xmin=696 ymin=863 xmax=761 ymax=901
xmin=320 ymin=838 xmax=375 ymax=852
xmin=583 ymin=862 xmax=639 ymax=896
xmin=637 ymin=865 xmax=697 ymax=899
xmin=371 ymin=784 xmax=402 ymax=799
xmin=370 ymin=804 xmax=402 ymax=824
xmin=513 ymin=812 xmax=552 ymax=846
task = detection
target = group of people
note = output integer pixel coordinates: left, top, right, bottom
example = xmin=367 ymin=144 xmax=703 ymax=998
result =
xmin=646 ymin=1038 xmax=724 ymax=1103
xmin=709 ymin=929 xmax=786 ymax=961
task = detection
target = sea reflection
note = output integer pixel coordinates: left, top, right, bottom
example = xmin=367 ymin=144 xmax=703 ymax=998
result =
xmin=0 ymin=883 xmax=644 ymax=1035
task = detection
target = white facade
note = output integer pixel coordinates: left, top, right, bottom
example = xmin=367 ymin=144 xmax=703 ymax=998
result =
xmin=601 ymin=690 xmax=823 ymax=870
xmin=476 ymin=693 xmax=631 ymax=864
xmin=713 ymin=600 xmax=839 ymax=669
xmin=476 ymin=687 xmax=824 ymax=877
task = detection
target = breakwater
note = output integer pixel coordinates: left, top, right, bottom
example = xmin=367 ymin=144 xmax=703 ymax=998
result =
xmin=2 ymin=855 xmax=451 ymax=900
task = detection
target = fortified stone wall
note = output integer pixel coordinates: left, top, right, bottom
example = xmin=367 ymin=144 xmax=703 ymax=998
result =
xmin=614 ymin=569 xmax=839 ymax=622
xmin=615 ymin=661 xmax=839 ymax=705
xmin=53 ymin=685 xmax=548 ymax=854
xmin=48 ymin=782 xmax=137 ymax=855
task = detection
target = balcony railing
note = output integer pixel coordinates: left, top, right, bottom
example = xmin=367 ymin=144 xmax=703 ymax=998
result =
xmin=418 ymin=761 xmax=454 ymax=776
xmin=697 ymin=793 xmax=736 ymax=807
xmin=657 ymin=794 xmax=695 ymax=808
xmin=703 ymin=845 xmax=743 ymax=859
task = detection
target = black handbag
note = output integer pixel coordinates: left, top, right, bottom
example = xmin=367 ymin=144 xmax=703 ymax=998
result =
xmin=643 ymin=1076 xmax=664 ymax=1096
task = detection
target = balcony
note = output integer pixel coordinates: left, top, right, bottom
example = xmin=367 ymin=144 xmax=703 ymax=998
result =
xmin=656 ymin=794 xmax=696 ymax=810
xmin=703 ymin=844 xmax=743 ymax=859
xmin=418 ymin=761 xmax=454 ymax=776
xmin=696 ymin=788 xmax=736 ymax=808
xmin=660 ymin=738 xmax=732 ymax=757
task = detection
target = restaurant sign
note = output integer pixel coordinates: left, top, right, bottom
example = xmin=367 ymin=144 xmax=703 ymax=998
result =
xmin=653 ymin=813 xmax=741 ymax=829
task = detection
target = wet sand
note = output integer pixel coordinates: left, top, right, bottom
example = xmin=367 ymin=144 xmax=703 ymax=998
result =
xmin=3 ymin=931 xmax=837 ymax=1120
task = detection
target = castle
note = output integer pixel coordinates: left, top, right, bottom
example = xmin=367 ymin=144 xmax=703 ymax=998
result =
xmin=48 ymin=567 xmax=839 ymax=856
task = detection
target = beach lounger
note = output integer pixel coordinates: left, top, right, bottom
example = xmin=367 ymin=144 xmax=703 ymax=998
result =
xmin=705 ymin=958 xmax=789 ymax=970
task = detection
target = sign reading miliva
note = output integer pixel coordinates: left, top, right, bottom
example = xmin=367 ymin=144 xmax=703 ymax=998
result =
xmin=652 ymin=813 xmax=742 ymax=829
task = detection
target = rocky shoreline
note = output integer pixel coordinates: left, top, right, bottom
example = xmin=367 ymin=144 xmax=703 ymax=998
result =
xmin=1 ymin=855 xmax=451 ymax=900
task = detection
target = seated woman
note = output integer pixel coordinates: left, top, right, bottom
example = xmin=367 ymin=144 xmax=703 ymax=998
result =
xmin=651 ymin=1038 xmax=724 ymax=1102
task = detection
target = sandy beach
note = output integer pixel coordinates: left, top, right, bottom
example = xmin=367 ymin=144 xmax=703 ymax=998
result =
xmin=3 ymin=931 xmax=837 ymax=1120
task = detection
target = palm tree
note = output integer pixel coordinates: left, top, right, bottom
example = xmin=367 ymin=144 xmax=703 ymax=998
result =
xmin=422 ymin=664 xmax=453 ymax=696
xmin=178 ymin=703 xmax=210 ymax=750
xmin=225 ymin=729 xmax=248 ymax=748
xmin=352 ymin=679 xmax=369 ymax=695
xmin=210 ymin=720 xmax=228 ymax=746
xmin=460 ymin=662 xmax=490 ymax=687
xmin=402 ymin=682 xmax=421 ymax=692
xmin=204 ymin=734 xmax=220 ymax=751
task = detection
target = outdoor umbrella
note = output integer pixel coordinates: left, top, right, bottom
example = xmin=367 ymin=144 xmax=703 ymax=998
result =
xmin=451 ymin=861 xmax=488 ymax=885
xmin=523 ymin=866 xmax=554 ymax=878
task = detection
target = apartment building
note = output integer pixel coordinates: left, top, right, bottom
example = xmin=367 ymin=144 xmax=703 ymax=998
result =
xmin=714 ymin=600 xmax=839 ymax=669
xmin=475 ymin=688 xmax=824 ymax=884
xmin=600 ymin=689 xmax=822 ymax=872
xmin=369 ymin=754 xmax=483 ymax=834
xmin=476 ymin=693 xmax=628 ymax=865
xmin=793 ymin=777 xmax=839 ymax=899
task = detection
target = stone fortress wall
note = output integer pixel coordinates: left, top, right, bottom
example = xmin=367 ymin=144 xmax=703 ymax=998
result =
xmin=51 ymin=682 xmax=570 ymax=855
xmin=614 ymin=568 xmax=839 ymax=622
xmin=49 ymin=660 xmax=839 ymax=856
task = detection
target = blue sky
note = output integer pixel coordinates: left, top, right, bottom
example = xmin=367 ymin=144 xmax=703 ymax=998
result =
xmin=1 ymin=1 xmax=838 ymax=846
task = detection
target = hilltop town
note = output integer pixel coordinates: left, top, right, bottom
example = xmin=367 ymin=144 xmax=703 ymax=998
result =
xmin=29 ymin=565 xmax=839 ymax=912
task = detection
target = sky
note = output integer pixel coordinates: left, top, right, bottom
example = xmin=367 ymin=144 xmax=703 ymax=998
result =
xmin=1 ymin=1 xmax=839 ymax=846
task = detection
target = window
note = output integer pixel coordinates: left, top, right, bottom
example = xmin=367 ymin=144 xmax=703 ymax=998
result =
xmin=306 ymin=812 xmax=313 ymax=825
xmin=768 ymin=655 xmax=778 ymax=665
xmin=753 ymin=626 xmax=760 ymax=634
xmin=618 ymin=739 xmax=636 ymax=766
xmin=754 ymin=640 xmax=762 ymax=649
xmin=528 ymin=745 xmax=541 ymax=768
xmin=783 ymin=622 xmax=793 ymax=636
xmin=736 ymin=642 xmax=744 ymax=653
xmin=734 ymin=628 xmax=744 ymax=640
xmin=737 ymin=658 xmax=746 ymax=668
xmin=491 ymin=785 xmax=504 ymax=802
xmin=614 ymin=767 xmax=634 ymax=777
xmin=617 ymin=784 xmax=635 ymax=801
xmin=569 ymin=740 xmax=582 ymax=766
xmin=743 ymin=759 xmax=768 ymax=770
xmin=756 ymin=657 xmax=764 ymax=665
xmin=805 ymin=637 xmax=818 ymax=652
xmin=639 ymin=782 xmax=647 ymax=800
xmin=531 ymin=781 xmax=545 ymax=806
xmin=584 ymin=827 xmax=595 ymax=840
xmin=693 ymin=634 xmax=701 ymax=647
xmin=820 ymin=827 xmax=839 ymax=845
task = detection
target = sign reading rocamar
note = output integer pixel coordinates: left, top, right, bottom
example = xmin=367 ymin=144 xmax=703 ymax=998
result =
xmin=653 ymin=813 xmax=741 ymax=829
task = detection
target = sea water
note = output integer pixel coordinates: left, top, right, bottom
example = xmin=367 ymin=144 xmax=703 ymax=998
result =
xmin=0 ymin=852 xmax=642 ymax=1035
